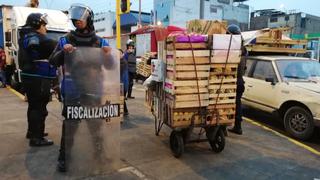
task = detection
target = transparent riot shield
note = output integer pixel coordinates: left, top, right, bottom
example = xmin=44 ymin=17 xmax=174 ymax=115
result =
xmin=62 ymin=47 xmax=121 ymax=177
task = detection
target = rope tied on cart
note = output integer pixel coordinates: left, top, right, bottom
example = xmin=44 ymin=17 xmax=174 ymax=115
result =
xmin=187 ymin=35 xmax=206 ymax=126
xmin=212 ymin=34 xmax=234 ymax=124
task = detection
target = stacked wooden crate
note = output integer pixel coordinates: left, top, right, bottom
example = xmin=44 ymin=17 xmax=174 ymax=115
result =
xmin=137 ymin=52 xmax=152 ymax=77
xmin=186 ymin=19 xmax=227 ymax=35
xmin=164 ymin=36 xmax=211 ymax=127
xmin=207 ymin=34 xmax=242 ymax=125
xmin=245 ymin=28 xmax=307 ymax=54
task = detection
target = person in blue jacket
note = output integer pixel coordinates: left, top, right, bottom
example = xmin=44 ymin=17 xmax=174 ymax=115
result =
xmin=119 ymin=49 xmax=129 ymax=115
xmin=20 ymin=13 xmax=56 ymax=146
xmin=49 ymin=4 xmax=111 ymax=172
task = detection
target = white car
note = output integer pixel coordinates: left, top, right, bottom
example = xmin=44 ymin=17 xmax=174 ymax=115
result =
xmin=242 ymin=56 xmax=320 ymax=140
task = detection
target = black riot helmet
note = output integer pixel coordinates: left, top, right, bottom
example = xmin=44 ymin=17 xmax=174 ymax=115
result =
xmin=227 ymin=24 xmax=241 ymax=35
xmin=69 ymin=3 xmax=94 ymax=31
xmin=126 ymin=39 xmax=135 ymax=48
xmin=24 ymin=13 xmax=48 ymax=30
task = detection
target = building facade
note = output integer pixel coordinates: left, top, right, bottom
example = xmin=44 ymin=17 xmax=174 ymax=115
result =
xmin=94 ymin=11 xmax=116 ymax=37
xmin=154 ymin=0 xmax=250 ymax=30
xmin=250 ymin=9 xmax=320 ymax=35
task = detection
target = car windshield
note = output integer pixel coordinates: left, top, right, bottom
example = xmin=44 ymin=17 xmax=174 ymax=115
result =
xmin=276 ymin=59 xmax=320 ymax=82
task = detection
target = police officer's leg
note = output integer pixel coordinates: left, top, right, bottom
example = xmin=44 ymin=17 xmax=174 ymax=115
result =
xmin=23 ymin=77 xmax=43 ymax=139
xmin=26 ymin=78 xmax=54 ymax=146
xmin=127 ymin=72 xmax=134 ymax=98
xmin=39 ymin=79 xmax=51 ymax=137
xmin=235 ymin=91 xmax=243 ymax=126
xmin=58 ymin=106 xmax=80 ymax=172
xmin=228 ymin=88 xmax=244 ymax=135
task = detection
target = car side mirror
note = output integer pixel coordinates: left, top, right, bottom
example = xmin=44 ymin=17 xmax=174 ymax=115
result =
xmin=265 ymin=77 xmax=276 ymax=85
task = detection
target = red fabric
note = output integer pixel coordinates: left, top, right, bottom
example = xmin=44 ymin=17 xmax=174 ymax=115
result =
xmin=0 ymin=49 xmax=6 ymax=69
xmin=130 ymin=25 xmax=186 ymax=53
xmin=151 ymin=31 xmax=157 ymax=52
xmin=167 ymin=25 xmax=186 ymax=34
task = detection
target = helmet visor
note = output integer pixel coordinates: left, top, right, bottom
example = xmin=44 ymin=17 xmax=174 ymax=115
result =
xmin=40 ymin=13 xmax=48 ymax=25
xmin=69 ymin=5 xmax=91 ymax=21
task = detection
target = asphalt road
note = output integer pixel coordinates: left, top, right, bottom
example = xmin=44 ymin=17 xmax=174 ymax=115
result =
xmin=243 ymin=106 xmax=320 ymax=152
xmin=1 ymin=85 xmax=320 ymax=179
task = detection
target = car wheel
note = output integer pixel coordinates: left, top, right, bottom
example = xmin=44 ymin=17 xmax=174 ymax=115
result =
xmin=284 ymin=106 xmax=314 ymax=140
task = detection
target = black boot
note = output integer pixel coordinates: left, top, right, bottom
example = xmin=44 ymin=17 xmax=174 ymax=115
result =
xmin=228 ymin=121 xmax=242 ymax=135
xmin=57 ymin=160 xmax=66 ymax=172
xmin=26 ymin=132 xmax=48 ymax=139
xmin=29 ymin=138 xmax=54 ymax=146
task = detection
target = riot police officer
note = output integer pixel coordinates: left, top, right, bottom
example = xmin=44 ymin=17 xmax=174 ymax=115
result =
xmin=21 ymin=13 xmax=56 ymax=146
xmin=124 ymin=39 xmax=136 ymax=99
xmin=49 ymin=4 xmax=111 ymax=172
xmin=227 ymin=24 xmax=246 ymax=135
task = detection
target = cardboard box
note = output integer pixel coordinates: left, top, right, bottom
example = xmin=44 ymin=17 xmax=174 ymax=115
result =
xmin=211 ymin=50 xmax=241 ymax=64
xmin=151 ymin=59 xmax=164 ymax=82
xmin=212 ymin=34 xmax=242 ymax=50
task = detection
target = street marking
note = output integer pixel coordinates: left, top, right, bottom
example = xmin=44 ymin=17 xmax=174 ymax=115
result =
xmin=6 ymin=86 xmax=25 ymax=100
xmin=118 ymin=166 xmax=148 ymax=180
xmin=244 ymin=117 xmax=320 ymax=156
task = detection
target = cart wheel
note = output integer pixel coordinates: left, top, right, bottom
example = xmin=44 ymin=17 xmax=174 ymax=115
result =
xmin=170 ymin=131 xmax=184 ymax=158
xmin=207 ymin=128 xmax=225 ymax=153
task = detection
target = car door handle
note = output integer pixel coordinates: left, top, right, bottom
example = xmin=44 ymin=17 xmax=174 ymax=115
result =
xmin=248 ymin=85 xmax=253 ymax=88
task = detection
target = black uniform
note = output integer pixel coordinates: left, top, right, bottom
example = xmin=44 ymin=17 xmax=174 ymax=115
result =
xmin=235 ymin=54 xmax=246 ymax=125
xmin=21 ymin=30 xmax=56 ymax=141
xmin=125 ymin=52 xmax=136 ymax=98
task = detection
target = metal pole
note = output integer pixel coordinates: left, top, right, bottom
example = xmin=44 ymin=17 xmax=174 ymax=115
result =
xmin=317 ymin=38 xmax=320 ymax=62
xmin=139 ymin=0 xmax=142 ymax=27
xmin=116 ymin=0 xmax=121 ymax=49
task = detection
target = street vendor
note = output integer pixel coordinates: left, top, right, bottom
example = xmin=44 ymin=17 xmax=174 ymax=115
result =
xmin=227 ymin=24 xmax=247 ymax=135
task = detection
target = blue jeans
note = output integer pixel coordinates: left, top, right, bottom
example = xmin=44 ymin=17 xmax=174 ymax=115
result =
xmin=0 ymin=70 xmax=6 ymax=86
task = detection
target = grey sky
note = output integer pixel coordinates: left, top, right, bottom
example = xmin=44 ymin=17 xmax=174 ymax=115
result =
xmin=1 ymin=0 xmax=319 ymax=16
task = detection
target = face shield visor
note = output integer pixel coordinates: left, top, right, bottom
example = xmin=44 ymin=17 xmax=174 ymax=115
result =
xmin=40 ymin=13 xmax=48 ymax=25
xmin=69 ymin=5 xmax=91 ymax=22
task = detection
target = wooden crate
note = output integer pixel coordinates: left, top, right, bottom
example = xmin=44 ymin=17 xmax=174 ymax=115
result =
xmin=166 ymin=93 xmax=209 ymax=109
xmin=206 ymin=103 xmax=236 ymax=125
xmin=165 ymin=103 xmax=235 ymax=128
xmin=187 ymin=20 xmax=227 ymax=35
xmin=210 ymin=63 xmax=238 ymax=75
xmin=164 ymin=78 xmax=209 ymax=95
xmin=167 ymin=42 xmax=208 ymax=50
xmin=246 ymin=28 xmax=307 ymax=54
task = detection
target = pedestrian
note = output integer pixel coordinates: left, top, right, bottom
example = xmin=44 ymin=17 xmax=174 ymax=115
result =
xmin=49 ymin=4 xmax=111 ymax=172
xmin=20 ymin=13 xmax=56 ymax=146
xmin=0 ymin=46 xmax=6 ymax=88
xmin=119 ymin=49 xmax=129 ymax=116
xmin=124 ymin=39 xmax=136 ymax=99
xmin=227 ymin=24 xmax=246 ymax=135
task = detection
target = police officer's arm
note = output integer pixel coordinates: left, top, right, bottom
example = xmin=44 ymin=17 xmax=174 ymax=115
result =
xmin=24 ymin=36 xmax=41 ymax=61
xmin=101 ymin=38 xmax=115 ymax=69
xmin=49 ymin=44 xmax=64 ymax=67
